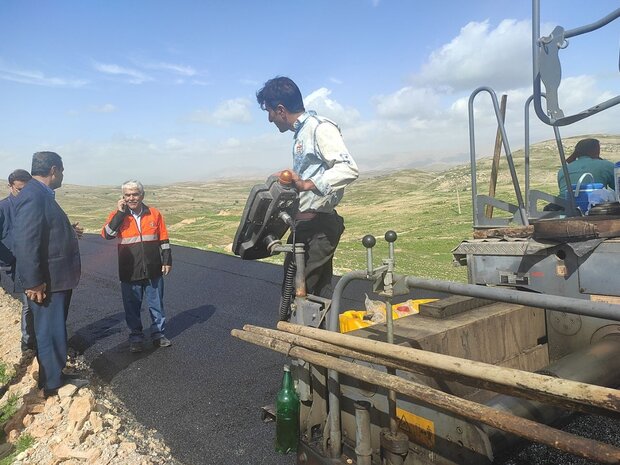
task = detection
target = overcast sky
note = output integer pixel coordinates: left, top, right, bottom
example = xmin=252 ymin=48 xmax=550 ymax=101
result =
xmin=1 ymin=0 xmax=619 ymax=185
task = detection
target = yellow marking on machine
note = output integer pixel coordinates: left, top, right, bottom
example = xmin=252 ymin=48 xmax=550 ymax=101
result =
xmin=396 ymin=407 xmax=435 ymax=449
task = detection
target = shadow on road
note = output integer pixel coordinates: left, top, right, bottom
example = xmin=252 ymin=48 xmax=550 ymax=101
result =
xmin=69 ymin=311 xmax=127 ymax=352
xmin=72 ymin=304 xmax=216 ymax=383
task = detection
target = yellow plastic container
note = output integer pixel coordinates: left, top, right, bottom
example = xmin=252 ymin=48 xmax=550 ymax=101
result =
xmin=339 ymin=299 xmax=438 ymax=333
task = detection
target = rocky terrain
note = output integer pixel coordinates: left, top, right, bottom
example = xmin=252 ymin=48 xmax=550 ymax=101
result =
xmin=0 ymin=288 xmax=184 ymax=465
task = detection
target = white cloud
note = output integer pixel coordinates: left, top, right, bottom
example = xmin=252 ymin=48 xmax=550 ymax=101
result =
xmin=0 ymin=63 xmax=87 ymax=88
xmin=373 ymin=86 xmax=441 ymax=120
xmin=415 ymin=19 xmax=532 ymax=92
xmin=93 ymin=62 xmax=152 ymax=84
xmin=188 ymin=98 xmax=253 ymax=125
xmin=212 ymin=98 xmax=253 ymax=124
xmin=304 ymin=87 xmax=361 ymax=126
xmin=144 ymin=61 xmax=196 ymax=76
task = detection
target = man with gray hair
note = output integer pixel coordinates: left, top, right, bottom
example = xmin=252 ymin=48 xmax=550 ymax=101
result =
xmin=102 ymin=180 xmax=172 ymax=353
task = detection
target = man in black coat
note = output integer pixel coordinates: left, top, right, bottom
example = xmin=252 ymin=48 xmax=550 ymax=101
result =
xmin=13 ymin=151 xmax=83 ymax=396
xmin=0 ymin=169 xmax=36 ymax=351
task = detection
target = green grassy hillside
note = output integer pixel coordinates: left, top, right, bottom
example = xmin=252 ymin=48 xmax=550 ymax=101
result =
xmin=56 ymin=134 xmax=620 ymax=282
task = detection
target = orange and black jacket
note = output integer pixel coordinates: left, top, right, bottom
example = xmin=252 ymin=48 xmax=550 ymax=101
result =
xmin=101 ymin=204 xmax=171 ymax=283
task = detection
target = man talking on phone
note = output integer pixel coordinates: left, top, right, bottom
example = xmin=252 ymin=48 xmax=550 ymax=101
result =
xmin=102 ymin=180 xmax=172 ymax=353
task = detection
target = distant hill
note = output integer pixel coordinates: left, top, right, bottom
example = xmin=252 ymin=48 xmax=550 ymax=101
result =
xmin=57 ymin=134 xmax=620 ymax=282
xmin=356 ymin=133 xmax=620 ymax=194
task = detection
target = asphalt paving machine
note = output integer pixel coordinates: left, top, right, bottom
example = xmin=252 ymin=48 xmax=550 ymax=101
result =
xmin=231 ymin=2 xmax=620 ymax=464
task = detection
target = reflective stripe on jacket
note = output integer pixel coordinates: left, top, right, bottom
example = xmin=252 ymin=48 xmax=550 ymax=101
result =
xmin=101 ymin=204 xmax=171 ymax=282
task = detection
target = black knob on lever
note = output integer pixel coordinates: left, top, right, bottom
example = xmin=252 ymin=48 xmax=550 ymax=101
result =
xmin=362 ymin=235 xmax=376 ymax=249
xmin=384 ymin=230 xmax=397 ymax=243
xmin=384 ymin=230 xmax=397 ymax=262
xmin=362 ymin=235 xmax=376 ymax=275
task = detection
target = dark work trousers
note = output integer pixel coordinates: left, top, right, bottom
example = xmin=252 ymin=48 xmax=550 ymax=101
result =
xmin=1 ymin=271 xmax=35 ymax=349
xmin=283 ymin=211 xmax=345 ymax=299
xmin=30 ymin=290 xmax=72 ymax=391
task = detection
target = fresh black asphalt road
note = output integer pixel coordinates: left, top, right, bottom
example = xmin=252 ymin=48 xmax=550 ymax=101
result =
xmin=67 ymin=233 xmax=378 ymax=465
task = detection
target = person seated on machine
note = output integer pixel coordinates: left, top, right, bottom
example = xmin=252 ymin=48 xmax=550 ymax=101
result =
xmin=557 ymin=138 xmax=614 ymax=196
xmin=545 ymin=138 xmax=615 ymax=212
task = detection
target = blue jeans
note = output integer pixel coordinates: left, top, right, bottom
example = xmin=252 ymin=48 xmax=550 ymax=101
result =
xmin=120 ymin=277 xmax=166 ymax=343
xmin=30 ymin=290 xmax=71 ymax=391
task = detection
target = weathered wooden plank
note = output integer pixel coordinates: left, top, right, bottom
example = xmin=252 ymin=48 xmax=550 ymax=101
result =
xmin=275 ymin=322 xmax=620 ymax=415
xmin=232 ymin=327 xmax=620 ymax=464
xmin=418 ymin=295 xmax=494 ymax=318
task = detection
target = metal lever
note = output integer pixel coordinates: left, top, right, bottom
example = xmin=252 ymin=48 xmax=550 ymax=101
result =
xmin=385 ymin=230 xmax=397 ymax=262
xmin=362 ymin=234 xmax=376 ymax=276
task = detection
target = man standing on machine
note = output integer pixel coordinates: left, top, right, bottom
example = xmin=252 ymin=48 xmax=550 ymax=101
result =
xmin=256 ymin=76 xmax=359 ymax=307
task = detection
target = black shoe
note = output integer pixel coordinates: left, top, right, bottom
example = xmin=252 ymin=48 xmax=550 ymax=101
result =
xmin=153 ymin=336 xmax=172 ymax=347
xmin=0 ymin=442 xmax=13 ymax=459
xmin=43 ymin=388 xmax=58 ymax=398
xmin=129 ymin=341 xmax=144 ymax=353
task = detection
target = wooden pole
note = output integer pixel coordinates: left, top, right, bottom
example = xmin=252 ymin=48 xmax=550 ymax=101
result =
xmin=275 ymin=322 xmax=620 ymax=416
xmin=485 ymin=93 xmax=508 ymax=218
xmin=244 ymin=324 xmax=617 ymax=417
xmin=231 ymin=328 xmax=620 ymax=464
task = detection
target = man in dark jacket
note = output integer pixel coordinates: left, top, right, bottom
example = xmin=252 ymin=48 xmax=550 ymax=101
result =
xmin=0 ymin=169 xmax=35 ymax=351
xmin=102 ymin=180 xmax=172 ymax=353
xmin=13 ymin=152 xmax=83 ymax=396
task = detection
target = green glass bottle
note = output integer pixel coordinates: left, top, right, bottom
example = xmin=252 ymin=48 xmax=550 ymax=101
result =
xmin=275 ymin=365 xmax=300 ymax=454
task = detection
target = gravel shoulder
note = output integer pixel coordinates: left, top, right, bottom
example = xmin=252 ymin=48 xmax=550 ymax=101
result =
xmin=0 ymin=287 xmax=185 ymax=465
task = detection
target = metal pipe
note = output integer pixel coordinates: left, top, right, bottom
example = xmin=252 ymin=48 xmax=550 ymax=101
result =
xmin=354 ymin=401 xmax=373 ymax=465
xmin=531 ymin=0 xmax=540 ymax=97
xmin=404 ymin=276 xmax=620 ymax=321
xmin=532 ymin=1 xmax=620 ymax=126
xmin=524 ymin=94 xmax=533 ymax=211
xmin=383 ymin=233 xmax=399 ymax=435
xmin=564 ymin=8 xmax=620 ymax=38
xmin=469 ymin=90 xmax=480 ymax=226
xmin=366 ymin=247 xmax=373 ymax=275
xmin=553 ymin=125 xmax=578 ymax=215
xmin=525 ymin=93 xmax=578 ymax=216
xmin=531 ymin=0 xmax=552 ymax=126
xmin=524 ymin=92 xmax=548 ymax=211
xmin=327 ymin=270 xmax=371 ymax=458
xmin=385 ymin=296 xmax=399 ymax=435
xmin=468 ymin=87 xmax=528 ymax=226
xmin=294 ymin=243 xmax=306 ymax=297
